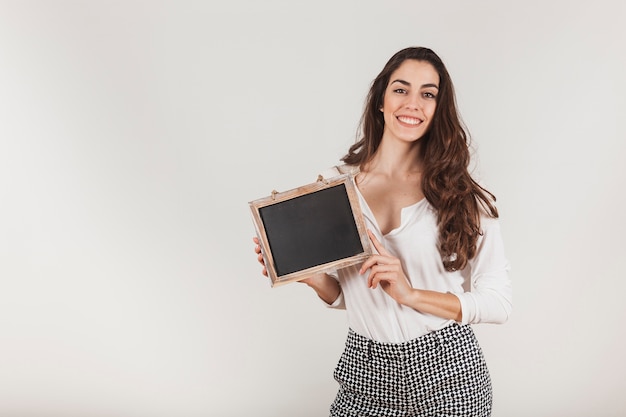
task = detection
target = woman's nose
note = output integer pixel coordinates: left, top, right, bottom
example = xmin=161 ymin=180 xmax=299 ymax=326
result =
xmin=404 ymin=94 xmax=421 ymax=110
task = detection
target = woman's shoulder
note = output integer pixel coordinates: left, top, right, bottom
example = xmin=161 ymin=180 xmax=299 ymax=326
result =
xmin=319 ymin=164 xmax=359 ymax=179
xmin=477 ymin=212 xmax=506 ymax=242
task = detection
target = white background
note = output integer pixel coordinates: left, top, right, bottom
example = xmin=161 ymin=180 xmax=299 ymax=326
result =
xmin=1 ymin=1 xmax=625 ymax=416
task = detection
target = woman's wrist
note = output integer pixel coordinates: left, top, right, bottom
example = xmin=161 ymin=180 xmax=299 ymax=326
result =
xmin=399 ymin=288 xmax=421 ymax=309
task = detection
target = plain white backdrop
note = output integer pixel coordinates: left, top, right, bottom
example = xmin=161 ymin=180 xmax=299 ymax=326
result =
xmin=1 ymin=1 xmax=625 ymax=416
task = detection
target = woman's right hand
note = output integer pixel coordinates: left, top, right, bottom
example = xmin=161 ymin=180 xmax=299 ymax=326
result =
xmin=252 ymin=237 xmax=268 ymax=277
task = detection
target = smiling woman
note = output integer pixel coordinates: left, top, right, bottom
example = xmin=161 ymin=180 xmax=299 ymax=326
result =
xmin=381 ymin=60 xmax=439 ymax=144
xmin=252 ymin=46 xmax=512 ymax=417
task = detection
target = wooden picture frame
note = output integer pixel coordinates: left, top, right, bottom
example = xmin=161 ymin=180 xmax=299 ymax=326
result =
xmin=249 ymin=173 xmax=372 ymax=287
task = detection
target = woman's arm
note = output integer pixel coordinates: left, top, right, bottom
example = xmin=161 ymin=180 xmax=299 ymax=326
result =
xmin=300 ymin=273 xmax=342 ymax=305
xmin=362 ymin=223 xmax=511 ymax=324
xmin=361 ymin=231 xmax=463 ymax=321
xmin=402 ymin=290 xmax=462 ymax=322
xmin=453 ymin=218 xmax=512 ymax=324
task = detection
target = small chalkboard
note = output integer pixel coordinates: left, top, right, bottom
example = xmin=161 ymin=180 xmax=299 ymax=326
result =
xmin=249 ymin=173 xmax=372 ymax=287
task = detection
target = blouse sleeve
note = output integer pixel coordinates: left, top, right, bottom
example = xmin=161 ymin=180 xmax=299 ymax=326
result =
xmin=320 ymin=269 xmax=346 ymax=310
xmin=454 ymin=217 xmax=513 ymax=325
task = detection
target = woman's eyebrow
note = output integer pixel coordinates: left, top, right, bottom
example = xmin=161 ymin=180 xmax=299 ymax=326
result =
xmin=390 ymin=79 xmax=411 ymax=86
xmin=390 ymin=79 xmax=439 ymax=89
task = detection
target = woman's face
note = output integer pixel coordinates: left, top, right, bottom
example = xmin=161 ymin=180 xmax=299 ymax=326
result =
xmin=380 ymin=59 xmax=439 ymax=144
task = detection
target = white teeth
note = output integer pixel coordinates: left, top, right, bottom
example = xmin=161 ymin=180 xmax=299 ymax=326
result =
xmin=398 ymin=116 xmax=422 ymax=125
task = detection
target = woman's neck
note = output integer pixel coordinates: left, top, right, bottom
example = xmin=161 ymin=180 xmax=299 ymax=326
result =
xmin=365 ymin=138 xmax=423 ymax=177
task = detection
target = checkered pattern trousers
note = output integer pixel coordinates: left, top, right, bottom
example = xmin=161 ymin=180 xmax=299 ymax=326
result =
xmin=330 ymin=323 xmax=492 ymax=417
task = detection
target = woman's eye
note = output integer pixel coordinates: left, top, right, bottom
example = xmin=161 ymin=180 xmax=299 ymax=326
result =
xmin=424 ymin=92 xmax=437 ymax=99
xmin=393 ymin=88 xmax=407 ymax=94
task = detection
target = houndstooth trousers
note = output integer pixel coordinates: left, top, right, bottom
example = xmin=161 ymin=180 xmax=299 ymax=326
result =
xmin=330 ymin=323 xmax=492 ymax=417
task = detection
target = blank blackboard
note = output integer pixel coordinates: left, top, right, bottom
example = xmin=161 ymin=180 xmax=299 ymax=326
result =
xmin=249 ymin=174 xmax=371 ymax=287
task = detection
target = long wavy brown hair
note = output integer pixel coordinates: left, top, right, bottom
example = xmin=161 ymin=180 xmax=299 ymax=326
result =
xmin=342 ymin=47 xmax=498 ymax=271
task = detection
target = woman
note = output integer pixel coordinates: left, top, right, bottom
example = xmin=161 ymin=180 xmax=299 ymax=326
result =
xmin=253 ymin=46 xmax=512 ymax=416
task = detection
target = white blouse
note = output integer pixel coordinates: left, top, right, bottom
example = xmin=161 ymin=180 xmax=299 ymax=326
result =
xmin=321 ymin=166 xmax=512 ymax=343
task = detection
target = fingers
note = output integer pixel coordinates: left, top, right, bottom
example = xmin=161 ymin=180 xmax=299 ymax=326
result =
xmin=354 ymin=231 xmax=412 ymax=299
xmin=360 ymin=256 xmax=385 ymax=275
xmin=367 ymin=264 xmax=397 ymax=288
xmin=359 ymin=256 xmax=376 ymax=274
xmin=360 ymin=253 xmax=399 ymax=275
xmin=252 ymin=236 xmax=263 ymax=256
xmin=367 ymin=229 xmax=390 ymax=256
xmin=252 ymin=236 xmax=268 ymax=277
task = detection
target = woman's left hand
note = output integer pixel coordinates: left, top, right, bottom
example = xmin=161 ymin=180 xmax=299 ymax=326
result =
xmin=359 ymin=229 xmax=415 ymax=305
